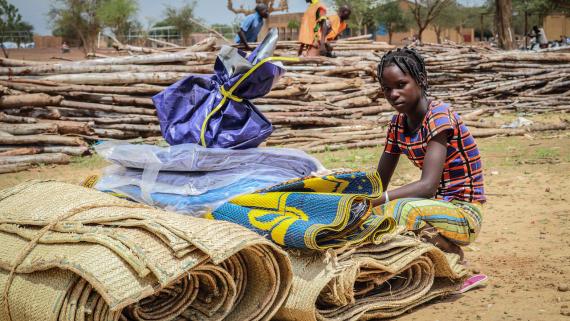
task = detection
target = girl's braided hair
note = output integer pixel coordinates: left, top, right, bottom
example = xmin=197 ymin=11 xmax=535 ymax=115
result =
xmin=377 ymin=47 xmax=429 ymax=94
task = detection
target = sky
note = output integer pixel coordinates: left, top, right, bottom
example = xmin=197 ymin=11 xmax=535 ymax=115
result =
xmin=16 ymin=0 xmax=485 ymax=36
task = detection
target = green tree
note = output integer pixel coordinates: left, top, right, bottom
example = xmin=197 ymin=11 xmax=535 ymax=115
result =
xmin=97 ymin=0 xmax=139 ymax=42
xmin=163 ymin=1 xmax=198 ymax=45
xmin=211 ymin=23 xmax=235 ymax=40
xmin=374 ymin=1 xmax=411 ymax=44
xmin=512 ymin=0 xmax=570 ymax=36
xmin=287 ymin=19 xmax=300 ymax=30
xmin=49 ymin=0 xmax=103 ymax=55
xmin=0 ymin=0 xmax=34 ymax=55
xmin=514 ymin=0 xmax=570 ymax=16
xmin=409 ymin=0 xmax=454 ymax=42
xmin=333 ymin=0 xmax=376 ymax=35
xmin=459 ymin=6 xmax=493 ymax=40
xmin=52 ymin=19 xmax=81 ymax=44
xmin=431 ymin=1 xmax=464 ymax=43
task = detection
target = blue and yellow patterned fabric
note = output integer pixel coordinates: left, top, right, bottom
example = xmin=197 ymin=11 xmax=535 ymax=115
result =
xmin=207 ymin=171 xmax=396 ymax=250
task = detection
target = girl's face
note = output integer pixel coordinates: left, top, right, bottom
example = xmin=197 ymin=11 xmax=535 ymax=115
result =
xmin=381 ymin=65 xmax=423 ymax=114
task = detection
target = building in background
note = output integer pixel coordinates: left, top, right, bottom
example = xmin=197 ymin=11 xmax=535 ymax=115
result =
xmin=33 ymin=35 xmax=62 ymax=49
xmin=544 ymin=13 xmax=570 ymax=41
xmin=261 ymin=12 xmax=303 ymax=41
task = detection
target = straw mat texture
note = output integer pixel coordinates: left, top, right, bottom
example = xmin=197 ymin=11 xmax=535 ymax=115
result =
xmin=275 ymin=230 xmax=468 ymax=321
xmin=0 ymin=180 xmax=292 ymax=321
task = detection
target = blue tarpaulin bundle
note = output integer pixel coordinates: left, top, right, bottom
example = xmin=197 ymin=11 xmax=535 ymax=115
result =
xmin=153 ymin=29 xmax=297 ymax=149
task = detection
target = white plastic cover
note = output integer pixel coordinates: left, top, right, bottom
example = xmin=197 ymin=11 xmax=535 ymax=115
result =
xmin=94 ymin=141 xmax=327 ymax=216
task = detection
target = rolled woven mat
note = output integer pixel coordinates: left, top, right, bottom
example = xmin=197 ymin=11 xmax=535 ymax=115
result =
xmin=275 ymin=231 xmax=468 ymax=321
xmin=210 ymin=172 xmax=397 ymax=250
xmin=0 ymin=180 xmax=292 ymax=321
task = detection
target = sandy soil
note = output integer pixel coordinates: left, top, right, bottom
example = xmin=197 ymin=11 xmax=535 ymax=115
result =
xmin=0 ymin=126 xmax=569 ymax=320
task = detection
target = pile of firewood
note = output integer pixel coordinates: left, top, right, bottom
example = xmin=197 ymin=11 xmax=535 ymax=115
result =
xmin=0 ymin=36 xmax=568 ymax=173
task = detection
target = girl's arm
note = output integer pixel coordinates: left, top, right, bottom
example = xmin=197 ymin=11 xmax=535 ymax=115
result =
xmin=372 ymin=132 xmax=447 ymax=206
xmin=378 ymin=152 xmax=399 ymax=192
xmin=371 ymin=152 xmax=399 ymax=207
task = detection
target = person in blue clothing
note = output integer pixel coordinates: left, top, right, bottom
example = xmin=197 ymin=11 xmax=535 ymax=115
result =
xmin=235 ymin=3 xmax=270 ymax=51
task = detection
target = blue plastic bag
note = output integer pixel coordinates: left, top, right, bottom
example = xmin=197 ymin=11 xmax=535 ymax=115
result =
xmin=152 ymin=30 xmax=294 ymax=149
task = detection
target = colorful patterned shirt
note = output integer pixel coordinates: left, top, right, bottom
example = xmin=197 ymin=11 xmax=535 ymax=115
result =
xmin=384 ymin=101 xmax=486 ymax=203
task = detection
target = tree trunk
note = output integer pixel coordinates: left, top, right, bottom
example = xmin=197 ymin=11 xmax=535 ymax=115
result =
xmin=0 ymin=164 xmax=32 ymax=174
xmin=0 ymin=146 xmax=89 ymax=156
xmin=0 ymin=147 xmax=43 ymax=156
xmin=77 ymin=29 xmax=90 ymax=56
xmin=495 ymin=0 xmax=514 ymax=50
xmin=38 ymin=119 xmax=94 ymax=135
xmin=0 ymin=57 xmax=46 ymax=67
xmin=86 ymin=23 xmax=99 ymax=56
xmin=41 ymin=72 xmax=188 ymax=85
xmin=335 ymin=96 xmax=373 ymax=108
xmin=0 ymin=153 xmax=71 ymax=166
xmin=0 ymin=44 xmax=8 ymax=59
xmin=435 ymin=26 xmax=442 ymax=44
xmin=0 ymin=113 xmax=37 ymax=124
xmin=59 ymin=100 xmax=156 ymax=116
xmin=0 ymin=61 xmax=209 ymax=76
xmin=0 ymin=80 xmax=163 ymax=95
xmin=0 ymin=94 xmax=63 ymax=109
xmin=0 ymin=135 xmax=86 ymax=146
xmin=357 ymin=17 xmax=364 ymax=36
xmin=418 ymin=27 xmax=426 ymax=43
xmin=388 ymin=29 xmax=393 ymax=45
xmin=0 ymin=123 xmax=58 ymax=135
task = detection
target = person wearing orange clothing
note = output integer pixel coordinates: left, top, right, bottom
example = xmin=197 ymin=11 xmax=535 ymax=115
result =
xmin=326 ymin=5 xmax=351 ymax=41
xmin=298 ymin=0 xmax=328 ymax=56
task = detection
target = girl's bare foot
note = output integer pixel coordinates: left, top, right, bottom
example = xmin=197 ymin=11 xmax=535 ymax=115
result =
xmin=416 ymin=224 xmax=464 ymax=261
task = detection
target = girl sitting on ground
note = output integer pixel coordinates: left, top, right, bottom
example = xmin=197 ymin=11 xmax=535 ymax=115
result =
xmin=372 ymin=48 xmax=485 ymax=261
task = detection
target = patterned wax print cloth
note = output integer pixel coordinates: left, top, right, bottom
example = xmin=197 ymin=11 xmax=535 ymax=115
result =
xmin=207 ymin=171 xmax=396 ymax=250
xmin=376 ymin=198 xmax=483 ymax=246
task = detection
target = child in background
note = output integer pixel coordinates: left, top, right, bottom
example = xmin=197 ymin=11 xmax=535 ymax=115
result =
xmin=372 ymin=48 xmax=485 ymax=263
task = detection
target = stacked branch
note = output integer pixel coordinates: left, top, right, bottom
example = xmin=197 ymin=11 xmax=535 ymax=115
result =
xmin=0 ymin=37 xmax=569 ymax=173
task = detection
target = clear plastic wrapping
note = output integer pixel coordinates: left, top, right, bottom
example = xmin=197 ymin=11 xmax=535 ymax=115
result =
xmin=94 ymin=141 xmax=327 ymax=216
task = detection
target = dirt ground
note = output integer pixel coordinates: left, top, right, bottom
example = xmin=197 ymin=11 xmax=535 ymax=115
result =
xmin=0 ymin=115 xmax=569 ymax=320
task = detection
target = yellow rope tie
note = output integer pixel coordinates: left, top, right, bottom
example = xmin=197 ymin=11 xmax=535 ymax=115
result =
xmin=199 ymin=56 xmax=301 ymax=147
xmin=219 ymin=85 xmax=243 ymax=102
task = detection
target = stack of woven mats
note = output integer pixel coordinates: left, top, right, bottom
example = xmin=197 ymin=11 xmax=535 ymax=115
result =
xmin=274 ymin=230 xmax=467 ymax=321
xmin=208 ymin=171 xmax=469 ymax=320
xmin=0 ymin=180 xmax=292 ymax=321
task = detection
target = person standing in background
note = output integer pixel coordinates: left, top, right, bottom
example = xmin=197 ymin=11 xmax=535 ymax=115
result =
xmin=235 ymin=3 xmax=270 ymax=51
xmin=326 ymin=5 xmax=351 ymax=41
xmin=298 ymin=0 xmax=328 ymax=56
